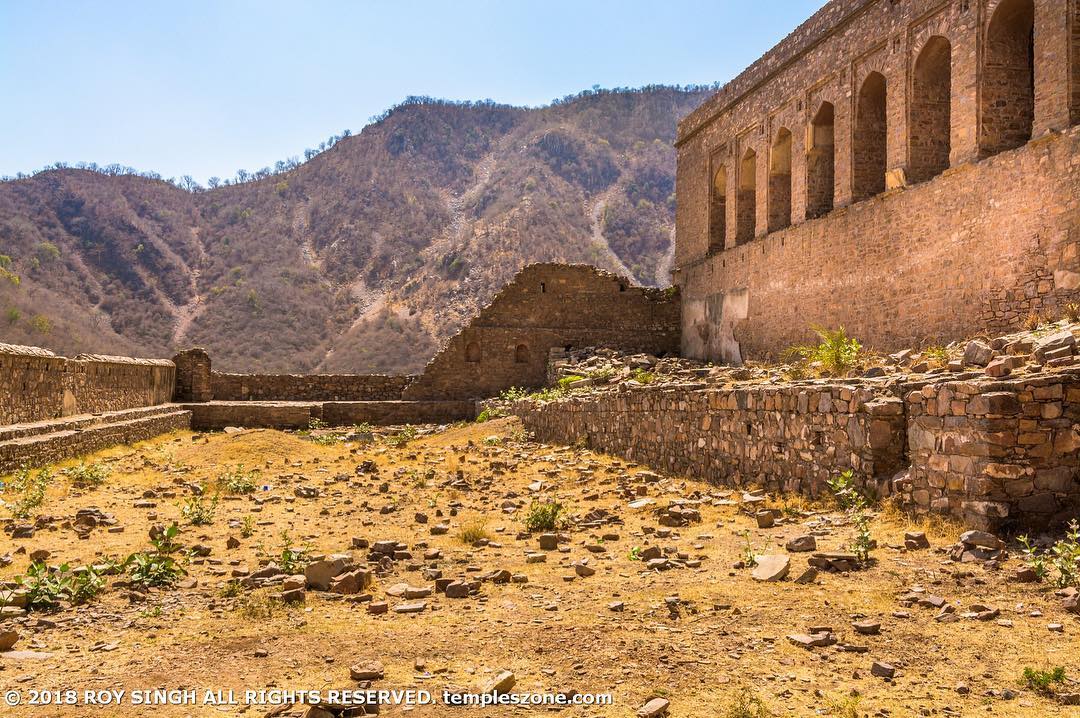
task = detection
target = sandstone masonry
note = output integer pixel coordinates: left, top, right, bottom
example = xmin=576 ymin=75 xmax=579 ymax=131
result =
xmin=675 ymin=0 xmax=1080 ymax=363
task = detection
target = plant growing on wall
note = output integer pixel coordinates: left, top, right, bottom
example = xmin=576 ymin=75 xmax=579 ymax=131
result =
xmin=783 ymin=325 xmax=861 ymax=376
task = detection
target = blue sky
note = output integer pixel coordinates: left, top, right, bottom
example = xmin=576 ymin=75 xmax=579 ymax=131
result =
xmin=0 ymin=1 xmax=823 ymax=184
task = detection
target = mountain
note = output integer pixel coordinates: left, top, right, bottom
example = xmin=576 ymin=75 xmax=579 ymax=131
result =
xmin=0 ymin=86 xmax=710 ymax=373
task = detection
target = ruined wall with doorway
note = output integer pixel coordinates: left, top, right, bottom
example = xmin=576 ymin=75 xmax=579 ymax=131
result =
xmin=403 ymin=264 xmax=681 ymax=400
xmin=675 ymin=0 xmax=1080 ymax=364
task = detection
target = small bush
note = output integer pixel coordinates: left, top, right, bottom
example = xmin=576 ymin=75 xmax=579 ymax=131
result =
xmin=63 ymin=462 xmax=110 ymax=488
xmin=1063 ymin=302 xmax=1080 ymax=323
xmin=218 ymin=465 xmax=257 ymax=495
xmin=180 ymin=493 xmax=218 ymax=526
xmin=1023 ymin=311 xmax=1046 ymax=331
xmin=557 ymin=375 xmax=585 ymax=389
xmin=630 ymin=369 xmax=655 ymax=384
xmin=784 ymin=326 xmax=861 ymax=376
xmin=3 ymin=466 xmax=51 ymax=518
xmin=922 ymin=345 xmax=949 ymax=367
xmin=457 ymin=520 xmax=491 ymax=546
xmin=17 ymin=561 xmax=106 ymax=611
xmin=240 ymin=515 xmax=256 ymax=538
xmin=499 ymin=386 xmax=528 ymax=402
xmin=274 ymin=531 xmax=310 ymax=574
xmin=524 ymin=500 xmax=566 ymax=532
xmin=826 ymin=470 xmax=866 ymax=512
xmin=475 ymin=407 xmax=506 ymax=423
xmin=388 ymin=425 xmax=417 ymax=448
xmin=1019 ymin=520 xmax=1080 ymax=588
xmin=1022 ymin=666 xmax=1066 ymax=693
xmin=124 ymin=523 xmax=186 ymax=590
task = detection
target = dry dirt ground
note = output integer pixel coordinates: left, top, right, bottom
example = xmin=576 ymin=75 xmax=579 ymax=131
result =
xmin=1 ymin=417 xmax=1078 ymax=717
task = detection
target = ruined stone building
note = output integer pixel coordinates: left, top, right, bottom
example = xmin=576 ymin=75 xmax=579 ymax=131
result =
xmin=675 ymin=0 xmax=1080 ymax=363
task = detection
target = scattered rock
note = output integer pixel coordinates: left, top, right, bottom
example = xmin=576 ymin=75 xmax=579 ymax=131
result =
xmin=751 ymin=555 xmax=790 ymax=582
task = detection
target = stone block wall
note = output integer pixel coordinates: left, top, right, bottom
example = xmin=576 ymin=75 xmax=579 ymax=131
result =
xmin=210 ymin=372 xmax=413 ymax=402
xmin=901 ymin=373 xmax=1080 ymax=529
xmin=173 ymin=348 xmax=212 ymax=402
xmin=0 ymin=344 xmax=67 ymax=425
xmin=0 ymin=343 xmax=175 ymax=425
xmin=514 ymin=383 xmax=907 ymax=499
xmin=679 ymin=126 xmax=1080 ymax=364
xmin=404 ymin=264 xmax=681 ymax=400
xmin=676 ymin=0 xmax=1080 ymax=364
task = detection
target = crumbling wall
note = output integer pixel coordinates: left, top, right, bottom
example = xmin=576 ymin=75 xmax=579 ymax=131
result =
xmin=0 ymin=343 xmax=175 ymax=425
xmin=901 ymin=373 xmax=1080 ymax=530
xmin=404 ymin=264 xmax=681 ymax=400
xmin=515 ymin=383 xmax=906 ymax=499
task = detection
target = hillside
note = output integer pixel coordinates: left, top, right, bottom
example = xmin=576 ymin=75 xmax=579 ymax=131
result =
xmin=0 ymin=87 xmax=709 ymax=373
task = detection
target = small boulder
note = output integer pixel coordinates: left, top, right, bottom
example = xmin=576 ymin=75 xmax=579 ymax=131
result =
xmin=751 ymin=555 xmax=790 ymax=582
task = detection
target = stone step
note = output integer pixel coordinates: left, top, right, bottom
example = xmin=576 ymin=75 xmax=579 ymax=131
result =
xmin=0 ymin=408 xmax=192 ymax=474
xmin=0 ymin=404 xmax=182 ymax=443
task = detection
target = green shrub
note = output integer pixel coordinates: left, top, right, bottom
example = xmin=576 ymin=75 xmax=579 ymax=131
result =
xmin=630 ymin=369 xmax=656 ymax=384
xmin=498 ymin=386 xmax=528 ymax=402
xmin=180 ymin=493 xmax=218 ymax=526
xmin=3 ymin=466 xmax=51 ymax=518
xmin=274 ymin=531 xmax=310 ymax=574
xmin=63 ymin=462 xmax=110 ymax=488
xmin=1019 ymin=520 xmax=1080 ymax=588
xmin=218 ymin=465 xmax=257 ymax=495
xmin=826 ymin=470 xmax=866 ymax=511
xmin=17 ymin=561 xmax=106 ymax=611
xmin=784 ymin=326 xmax=861 ymax=376
xmin=124 ymin=524 xmax=186 ymax=590
xmin=524 ymin=500 xmax=566 ymax=532
xmin=722 ymin=688 xmax=774 ymax=718
xmin=1022 ymin=666 xmax=1066 ymax=693
xmin=475 ymin=407 xmax=506 ymax=423
xmin=557 ymin=375 xmax=585 ymax=389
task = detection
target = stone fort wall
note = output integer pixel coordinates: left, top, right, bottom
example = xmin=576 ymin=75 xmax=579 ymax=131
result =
xmin=675 ymin=0 xmax=1080 ymax=364
xmin=402 ymin=264 xmax=681 ymax=400
xmin=0 ymin=343 xmax=176 ymax=425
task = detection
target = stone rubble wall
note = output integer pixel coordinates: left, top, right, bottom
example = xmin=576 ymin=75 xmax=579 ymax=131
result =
xmin=515 ymin=373 xmax=1080 ymax=530
xmin=514 ymin=383 xmax=907 ymax=500
xmin=186 ymin=400 xmax=475 ymax=430
xmin=901 ymin=372 xmax=1080 ymax=530
xmin=209 ymin=372 xmax=414 ymax=402
xmin=0 ymin=343 xmax=175 ymax=425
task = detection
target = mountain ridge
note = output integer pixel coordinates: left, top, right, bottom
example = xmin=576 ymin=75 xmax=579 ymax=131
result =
xmin=0 ymin=86 xmax=711 ymax=373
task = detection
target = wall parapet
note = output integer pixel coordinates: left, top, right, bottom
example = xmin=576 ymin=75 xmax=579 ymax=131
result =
xmin=209 ymin=372 xmax=414 ymax=402
xmin=0 ymin=343 xmax=175 ymax=425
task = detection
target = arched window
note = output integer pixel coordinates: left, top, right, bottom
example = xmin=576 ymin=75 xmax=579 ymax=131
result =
xmin=465 ymin=342 xmax=481 ymax=363
xmin=736 ymin=148 xmax=757 ymax=245
xmin=980 ymin=0 xmax=1034 ymax=156
xmin=806 ymin=102 xmax=835 ymax=219
xmin=853 ymin=72 xmax=887 ymax=202
xmin=768 ymin=128 xmax=792 ymax=233
xmin=709 ymin=166 xmax=727 ymax=252
xmin=514 ymin=344 xmax=529 ymax=364
xmin=910 ymin=36 xmax=952 ymax=183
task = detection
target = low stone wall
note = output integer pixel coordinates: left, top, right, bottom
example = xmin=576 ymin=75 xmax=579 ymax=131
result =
xmin=0 ymin=408 xmax=192 ymax=473
xmin=0 ymin=343 xmax=175 ymax=425
xmin=900 ymin=373 xmax=1080 ymax=530
xmin=514 ymin=383 xmax=907 ymax=499
xmin=187 ymin=400 xmax=475 ymax=430
xmin=210 ymin=372 xmax=413 ymax=402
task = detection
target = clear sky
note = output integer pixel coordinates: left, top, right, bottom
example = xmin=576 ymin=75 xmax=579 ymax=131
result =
xmin=0 ymin=1 xmax=824 ymax=184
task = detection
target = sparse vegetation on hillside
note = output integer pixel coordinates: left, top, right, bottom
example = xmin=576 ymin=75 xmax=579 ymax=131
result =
xmin=0 ymin=87 xmax=708 ymax=371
